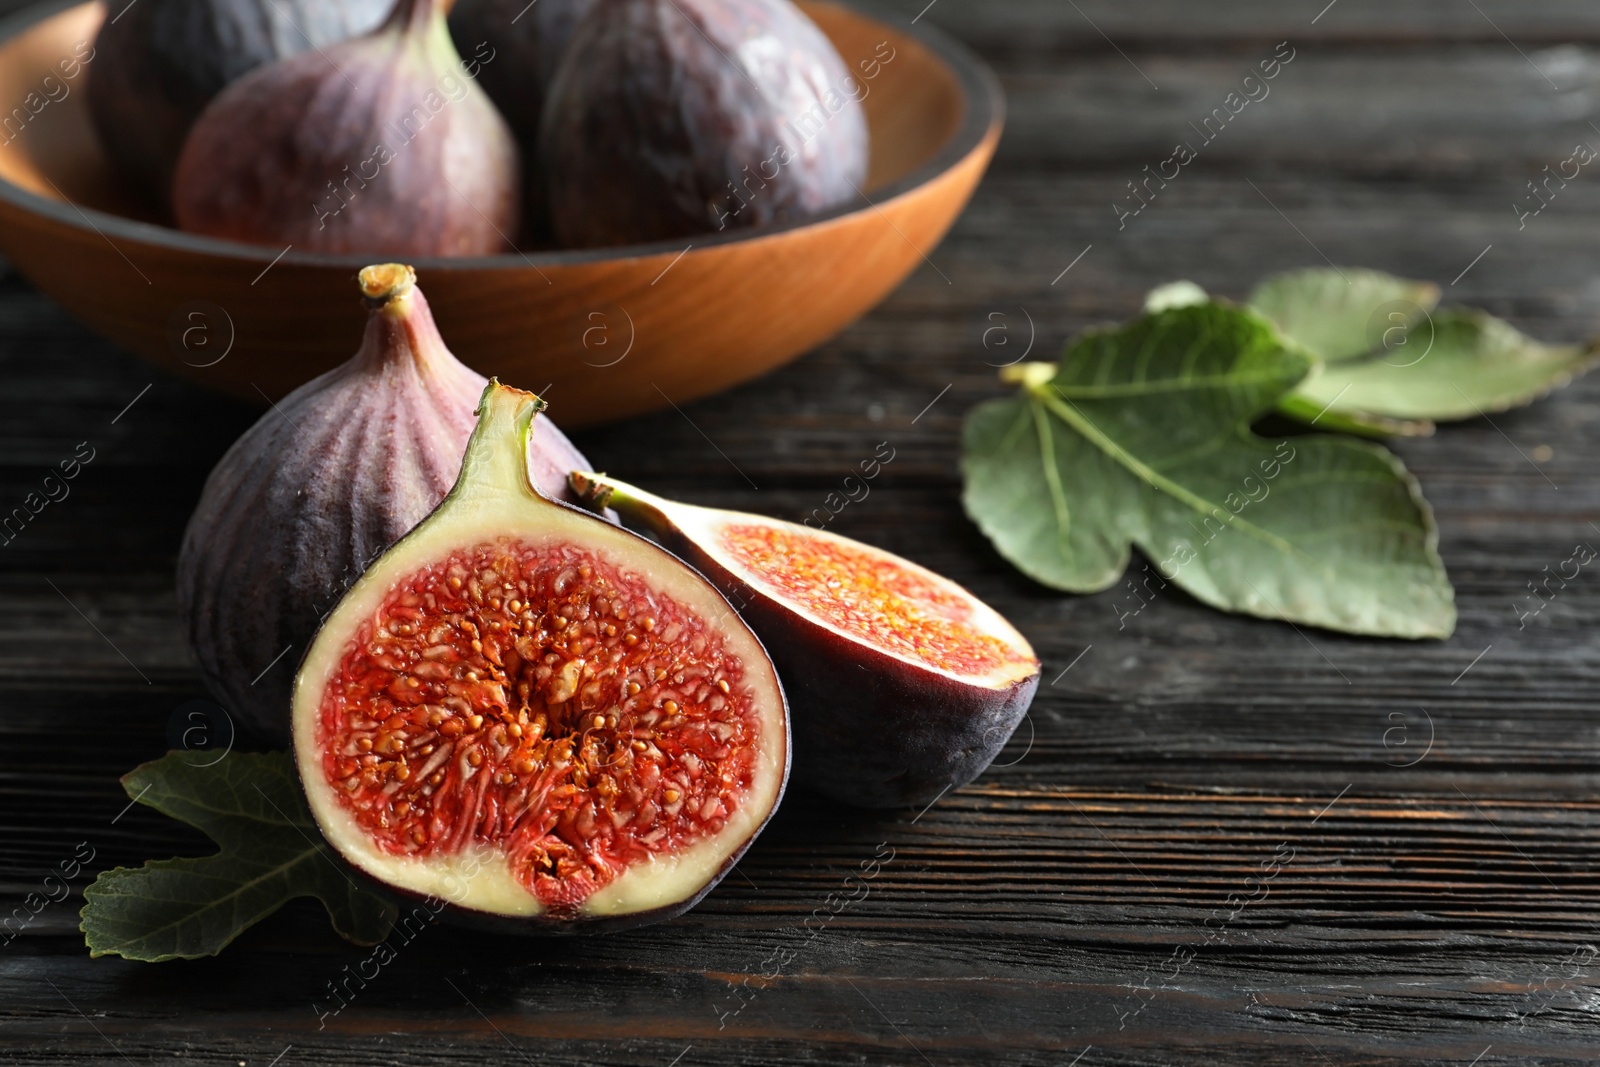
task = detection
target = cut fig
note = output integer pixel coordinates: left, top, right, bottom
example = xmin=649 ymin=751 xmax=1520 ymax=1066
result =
xmin=570 ymin=474 xmax=1040 ymax=808
xmin=293 ymin=384 xmax=788 ymax=929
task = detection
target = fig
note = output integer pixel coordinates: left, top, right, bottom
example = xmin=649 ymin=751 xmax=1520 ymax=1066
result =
xmin=292 ymin=383 xmax=789 ymax=930
xmin=88 ymin=0 xmax=391 ymax=206
xmin=447 ymin=0 xmax=596 ymax=239
xmin=540 ymin=0 xmax=870 ymax=248
xmin=178 ymin=264 xmax=595 ymax=744
xmin=172 ymin=0 xmax=520 ymax=256
xmin=447 ymin=0 xmax=594 ymax=144
xmin=570 ymin=474 xmax=1040 ymax=808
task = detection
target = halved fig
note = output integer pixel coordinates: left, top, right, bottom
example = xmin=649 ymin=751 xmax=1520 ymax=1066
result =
xmin=293 ymin=384 xmax=788 ymax=930
xmin=570 ymin=474 xmax=1040 ymax=808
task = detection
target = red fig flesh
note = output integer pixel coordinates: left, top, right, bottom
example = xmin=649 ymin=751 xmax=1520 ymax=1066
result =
xmin=294 ymin=385 xmax=788 ymax=928
xmin=178 ymin=265 xmax=594 ymax=744
xmin=570 ymin=474 xmax=1040 ymax=808
xmin=172 ymin=0 xmax=520 ymax=255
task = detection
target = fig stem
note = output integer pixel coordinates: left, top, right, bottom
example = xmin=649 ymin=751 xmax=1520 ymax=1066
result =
xmin=568 ymin=471 xmax=614 ymax=510
xmin=999 ymin=362 xmax=1057 ymax=390
xmin=568 ymin=473 xmax=677 ymax=535
xmin=358 ymin=263 xmax=418 ymax=308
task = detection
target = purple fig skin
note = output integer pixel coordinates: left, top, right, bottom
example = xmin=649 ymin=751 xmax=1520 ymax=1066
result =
xmin=447 ymin=0 xmax=597 ymax=241
xmin=668 ymin=546 xmax=1036 ymax=808
xmin=178 ymin=266 xmax=594 ymax=745
xmin=448 ymin=0 xmax=595 ymax=143
xmin=744 ymin=592 xmax=1038 ymax=808
xmin=172 ymin=0 xmax=520 ymax=256
xmin=540 ymin=0 xmax=870 ymax=248
xmin=571 ymin=475 xmax=1040 ymax=808
xmin=88 ymin=0 xmax=391 ymax=207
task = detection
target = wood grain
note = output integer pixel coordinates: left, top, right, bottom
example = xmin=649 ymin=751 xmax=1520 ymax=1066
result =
xmin=3 ymin=0 xmax=1600 ymax=1063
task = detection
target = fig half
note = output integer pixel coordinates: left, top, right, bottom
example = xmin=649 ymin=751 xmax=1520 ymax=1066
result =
xmin=570 ymin=474 xmax=1040 ymax=808
xmin=293 ymin=384 xmax=788 ymax=930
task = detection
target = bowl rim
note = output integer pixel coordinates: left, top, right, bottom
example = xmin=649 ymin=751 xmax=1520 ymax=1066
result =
xmin=0 ymin=0 xmax=1003 ymax=271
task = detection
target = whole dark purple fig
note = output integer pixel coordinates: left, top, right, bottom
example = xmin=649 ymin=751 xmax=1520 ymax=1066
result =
xmin=447 ymin=0 xmax=595 ymax=143
xmin=540 ymin=0 xmax=870 ymax=249
xmin=447 ymin=0 xmax=596 ymax=239
xmin=88 ymin=0 xmax=391 ymax=206
xmin=178 ymin=264 xmax=596 ymax=744
xmin=172 ymin=0 xmax=520 ymax=256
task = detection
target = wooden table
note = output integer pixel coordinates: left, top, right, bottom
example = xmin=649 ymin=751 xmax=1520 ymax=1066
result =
xmin=3 ymin=1 xmax=1599 ymax=1063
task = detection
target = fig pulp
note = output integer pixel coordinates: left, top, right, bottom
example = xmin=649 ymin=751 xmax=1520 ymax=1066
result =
xmin=293 ymin=384 xmax=788 ymax=929
xmin=88 ymin=0 xmax=391 ymax=205
xmin=172 ymin=0 xmax=520 ymax=256
xmin=570 ymin=475 xmax=1040 ymax=807
xmin=540 ymin=0 xmax=870 ymax=248
xmin=179 ymin=265 xmax=594 ymax=744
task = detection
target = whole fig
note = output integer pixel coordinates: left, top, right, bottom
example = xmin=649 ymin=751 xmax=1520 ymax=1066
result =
xmin=540 ymin=0 xmax=870 ymax=248
xmin=178 ymin=264 xmax=595 ymax=743
xmin=88 ymin=0 xmax=391 ymax=206
xmin=447 ymin=0 xmax=596 ymax=239
xmin=447 ymin=0 xmax=595 ymax=144
xmin=172 ymin=0 xmax=520 ymax=256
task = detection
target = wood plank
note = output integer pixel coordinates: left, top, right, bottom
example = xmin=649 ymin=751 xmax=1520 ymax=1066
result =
xmin=876 ymin=0 xmax=1600 ymax=47
xmin=988 ymin=51 xmax=1600 ymax=172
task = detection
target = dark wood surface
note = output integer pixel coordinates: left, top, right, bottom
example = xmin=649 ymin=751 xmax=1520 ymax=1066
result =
xmin=4 ymin=0 xmax=1600 ymax=1063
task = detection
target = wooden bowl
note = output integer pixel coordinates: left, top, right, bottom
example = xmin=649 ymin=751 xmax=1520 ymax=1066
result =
xmin=0 ymin=0 xmax=1001 ymax=426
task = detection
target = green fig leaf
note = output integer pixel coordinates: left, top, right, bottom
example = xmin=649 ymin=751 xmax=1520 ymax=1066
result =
xmin=1249 ymin=267 xmax=1440 ymax=364
xmin=1284 ymin=307 xmax=1600 ymax=425
xmin=81 ymin=751 xmax=397 ymax=962
xmin=1140 ymin=277 xmax=1431 ymax=437
xmin=1250 ymin=267 xmax=1599 ymax=432
xmin=961 ymin=304 xmax=1455 ymax=639
xmin=1274 ymin=391 xmax=1436 ymax=439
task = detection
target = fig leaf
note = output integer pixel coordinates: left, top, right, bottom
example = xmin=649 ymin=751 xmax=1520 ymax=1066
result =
xmin=1249 ymin=267 xmax=1440 ymax=364
xmin=81 ymin=751 xmax=397 ymax=962
xmin=1250 ymin=267 xmax=1600 ymax=434
xmin=961 ymin=303 xmax=1455 ymax=638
